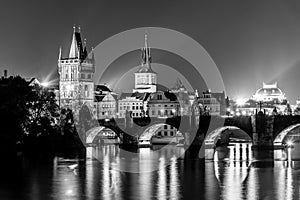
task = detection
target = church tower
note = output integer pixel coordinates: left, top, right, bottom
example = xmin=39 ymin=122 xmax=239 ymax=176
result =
xmin=58 ymin=26 xmax=95 ymax=114
xmin=133 ymin=33 xmax=157 ymax=93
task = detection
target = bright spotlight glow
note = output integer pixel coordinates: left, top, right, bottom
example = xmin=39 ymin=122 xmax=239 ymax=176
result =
xmin=242 ymin=110 xmax=247 ymax=116
xmin=41 ymin=82 xmax=49 ymax=87
xmin=236 ymin=98 xmax=247 ymax=106
xmin=286 ymin=141 xmax=293 ymax=147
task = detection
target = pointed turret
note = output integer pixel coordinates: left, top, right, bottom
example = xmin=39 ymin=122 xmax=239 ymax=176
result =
xmin=91 ymin=47 xmax=95 ymax=62
xmin=58 ymin=46 xmax=62 ymax=60
xmin=68 ymin=25 xmax=84 ymax=59
xmin=141 ymin=33 xmax=151 ymax=67
xmin=137 ymin=32 xmax=154 ymax=73
xmin=82 ymin=38 xmax=88 ymax=59
xmin=69 ymin=25 xmax=79 ymax=58
xmin=133 ymin=32 xmax=157 ymax=93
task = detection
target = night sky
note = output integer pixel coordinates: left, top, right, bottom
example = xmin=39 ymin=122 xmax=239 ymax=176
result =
xmin=1 ymin=0 xmax=300 ymax=102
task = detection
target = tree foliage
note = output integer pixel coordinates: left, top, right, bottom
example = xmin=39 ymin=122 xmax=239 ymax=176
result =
xmin=0 ymin=76 xmax=60 ymax=155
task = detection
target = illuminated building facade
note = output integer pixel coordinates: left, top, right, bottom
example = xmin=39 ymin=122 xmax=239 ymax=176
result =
xmin=118 ymin=93 xmax=150 ymax=118
xmin=197 ymin=90 xmax=226 ymax=115
xmin=94 ymin=85 xmax=117 ymax=119
xmin=58 ymin=26 xmax=95 ymax=114
xmin=251 ymin=82 xmax=286 ymax=103
xmin=148 ymin=91 xmax=179 ymax=118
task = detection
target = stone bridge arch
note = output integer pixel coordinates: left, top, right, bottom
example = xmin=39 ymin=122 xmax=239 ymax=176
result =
xmin=204 ymin=126 xmax=252 ymax=160
xmin=138 ymin=122 xmax=183 ymax=144
xmin=274 ymin=123 xmax=300 ymax=145
xmin=86 ymin=126 xmax=118 ymax=144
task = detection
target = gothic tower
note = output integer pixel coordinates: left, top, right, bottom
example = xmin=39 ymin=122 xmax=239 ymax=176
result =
xmin=133 ymin=33 xmax=157 ymax=93
xmin=58 ymin=26 xmax=95 ymax=115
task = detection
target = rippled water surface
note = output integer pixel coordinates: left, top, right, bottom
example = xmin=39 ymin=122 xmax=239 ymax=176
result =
xmin=1 ymin=143 xmax=300 ymax=200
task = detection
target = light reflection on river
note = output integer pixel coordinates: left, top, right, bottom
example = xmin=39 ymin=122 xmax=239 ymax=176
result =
xmin=1 ymin=143 xmax=300 ymax=200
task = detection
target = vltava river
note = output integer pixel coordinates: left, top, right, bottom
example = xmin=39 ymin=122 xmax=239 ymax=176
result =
xmin=1 ymin=143 xmax=300 ymax=200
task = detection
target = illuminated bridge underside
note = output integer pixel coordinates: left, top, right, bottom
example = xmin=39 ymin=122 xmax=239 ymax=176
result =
xmin=274 ymin=123 xmax=300 ymax=144
xmin=139 ymin=123 xmax=170 ymax=141
xmin=86 ymin=126 xmax=106 ymax=144
xmin=205 ymin=126 xmax=251 ymax=146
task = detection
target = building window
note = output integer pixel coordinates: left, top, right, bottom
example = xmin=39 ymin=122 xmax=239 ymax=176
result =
xmin=152 ymin=110 xmax=155 ymax=115
xmin=87 ymin=74 xmax=91 ymax=79
xmin=81 ymin=74 xmax=85 ymax=79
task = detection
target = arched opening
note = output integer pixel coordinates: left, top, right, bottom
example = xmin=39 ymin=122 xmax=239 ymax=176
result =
xmin=274 ymin=123 xmax=300 ymax=161
xmin=138 ymin=123 xmax=183 ymax=147
xmin=274 ymin=123 xmax=300 ymax=146
xmin=86 ymin=126 xmax=119 ymax=145
xmin=204 ymin=126 xmax=252 ymax=161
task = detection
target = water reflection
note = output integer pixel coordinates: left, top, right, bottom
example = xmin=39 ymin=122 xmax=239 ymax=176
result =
xmin=3 ymin=143 xmax=300 ymax=199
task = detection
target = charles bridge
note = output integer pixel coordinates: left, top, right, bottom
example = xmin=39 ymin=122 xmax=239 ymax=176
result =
xmin=77 ymin=105 xmax=300 ymax=160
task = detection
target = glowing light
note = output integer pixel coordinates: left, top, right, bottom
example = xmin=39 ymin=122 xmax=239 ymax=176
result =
xmin=227 ymin=107 xmax=231 ymax=112
xmin=236 ymin=98 xmax=247 ymax=106
xmin=236 ymin=112 xmax=241 ymax=116
xmin=242 ymin=110 xmax=247 ymax=116
xmin=41 ymin=82 xmax=49 ymax=87
xmin=286 ymin=140 xmax=293 ymax=147
xmin=66 ymin=189 xmax=73 ymax=195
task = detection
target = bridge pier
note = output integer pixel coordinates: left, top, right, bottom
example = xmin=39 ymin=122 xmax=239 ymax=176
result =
xmin=252 ymin=111 xmax=274 ymax=150
xmin=205 ymin=148 xmax=215 ymax=160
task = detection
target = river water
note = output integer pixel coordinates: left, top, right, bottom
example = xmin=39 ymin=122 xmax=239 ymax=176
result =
xmin=1 ymin=143 xmax=300 ymax=200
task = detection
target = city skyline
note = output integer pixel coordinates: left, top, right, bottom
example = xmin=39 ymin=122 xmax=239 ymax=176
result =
xmin=2 ymin=2 xmax=300 ymax=199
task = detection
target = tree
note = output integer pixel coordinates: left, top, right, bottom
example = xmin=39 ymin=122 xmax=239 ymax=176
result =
xmin=0 ymin=76 xmax=32 ymax=158
xmin=23 ymin=84 xmax=60 ymax=138
xmin=0 ymin=76 xmax=61 ymax=156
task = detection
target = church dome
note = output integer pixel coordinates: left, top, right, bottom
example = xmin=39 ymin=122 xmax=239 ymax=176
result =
xmin=252 ymin=82 xmax=286 ymax=102
xmin=255 ymin=87 xmax=283 ymax=96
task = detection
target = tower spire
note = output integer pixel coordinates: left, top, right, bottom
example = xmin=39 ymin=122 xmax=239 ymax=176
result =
xmin=69 ymin=25 xmax=80 ymax=58
xmin=91 ymin=47 xmax=95 ymax=61
xmin=58 ymin=46 xmax=62 ymax=60
xmin=142 ymin=31 xmax=151 ymax=67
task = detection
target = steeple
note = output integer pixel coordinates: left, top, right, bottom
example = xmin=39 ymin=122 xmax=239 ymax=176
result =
xmin=58 ymin=46 xmax=62 ymax=60
xmin=91 ymin=47 xmax=95 ymax=61
xmin=141 ymin=32 xmax=151 ymax=67
xmin=83 ymin=38 xmax=88 ymax=59
xmin=69 ymin=25 xmax=79 ymax=58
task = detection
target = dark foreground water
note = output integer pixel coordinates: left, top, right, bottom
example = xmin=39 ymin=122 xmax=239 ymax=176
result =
xmin=1 ymin=143 xmax=300 ymax=200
